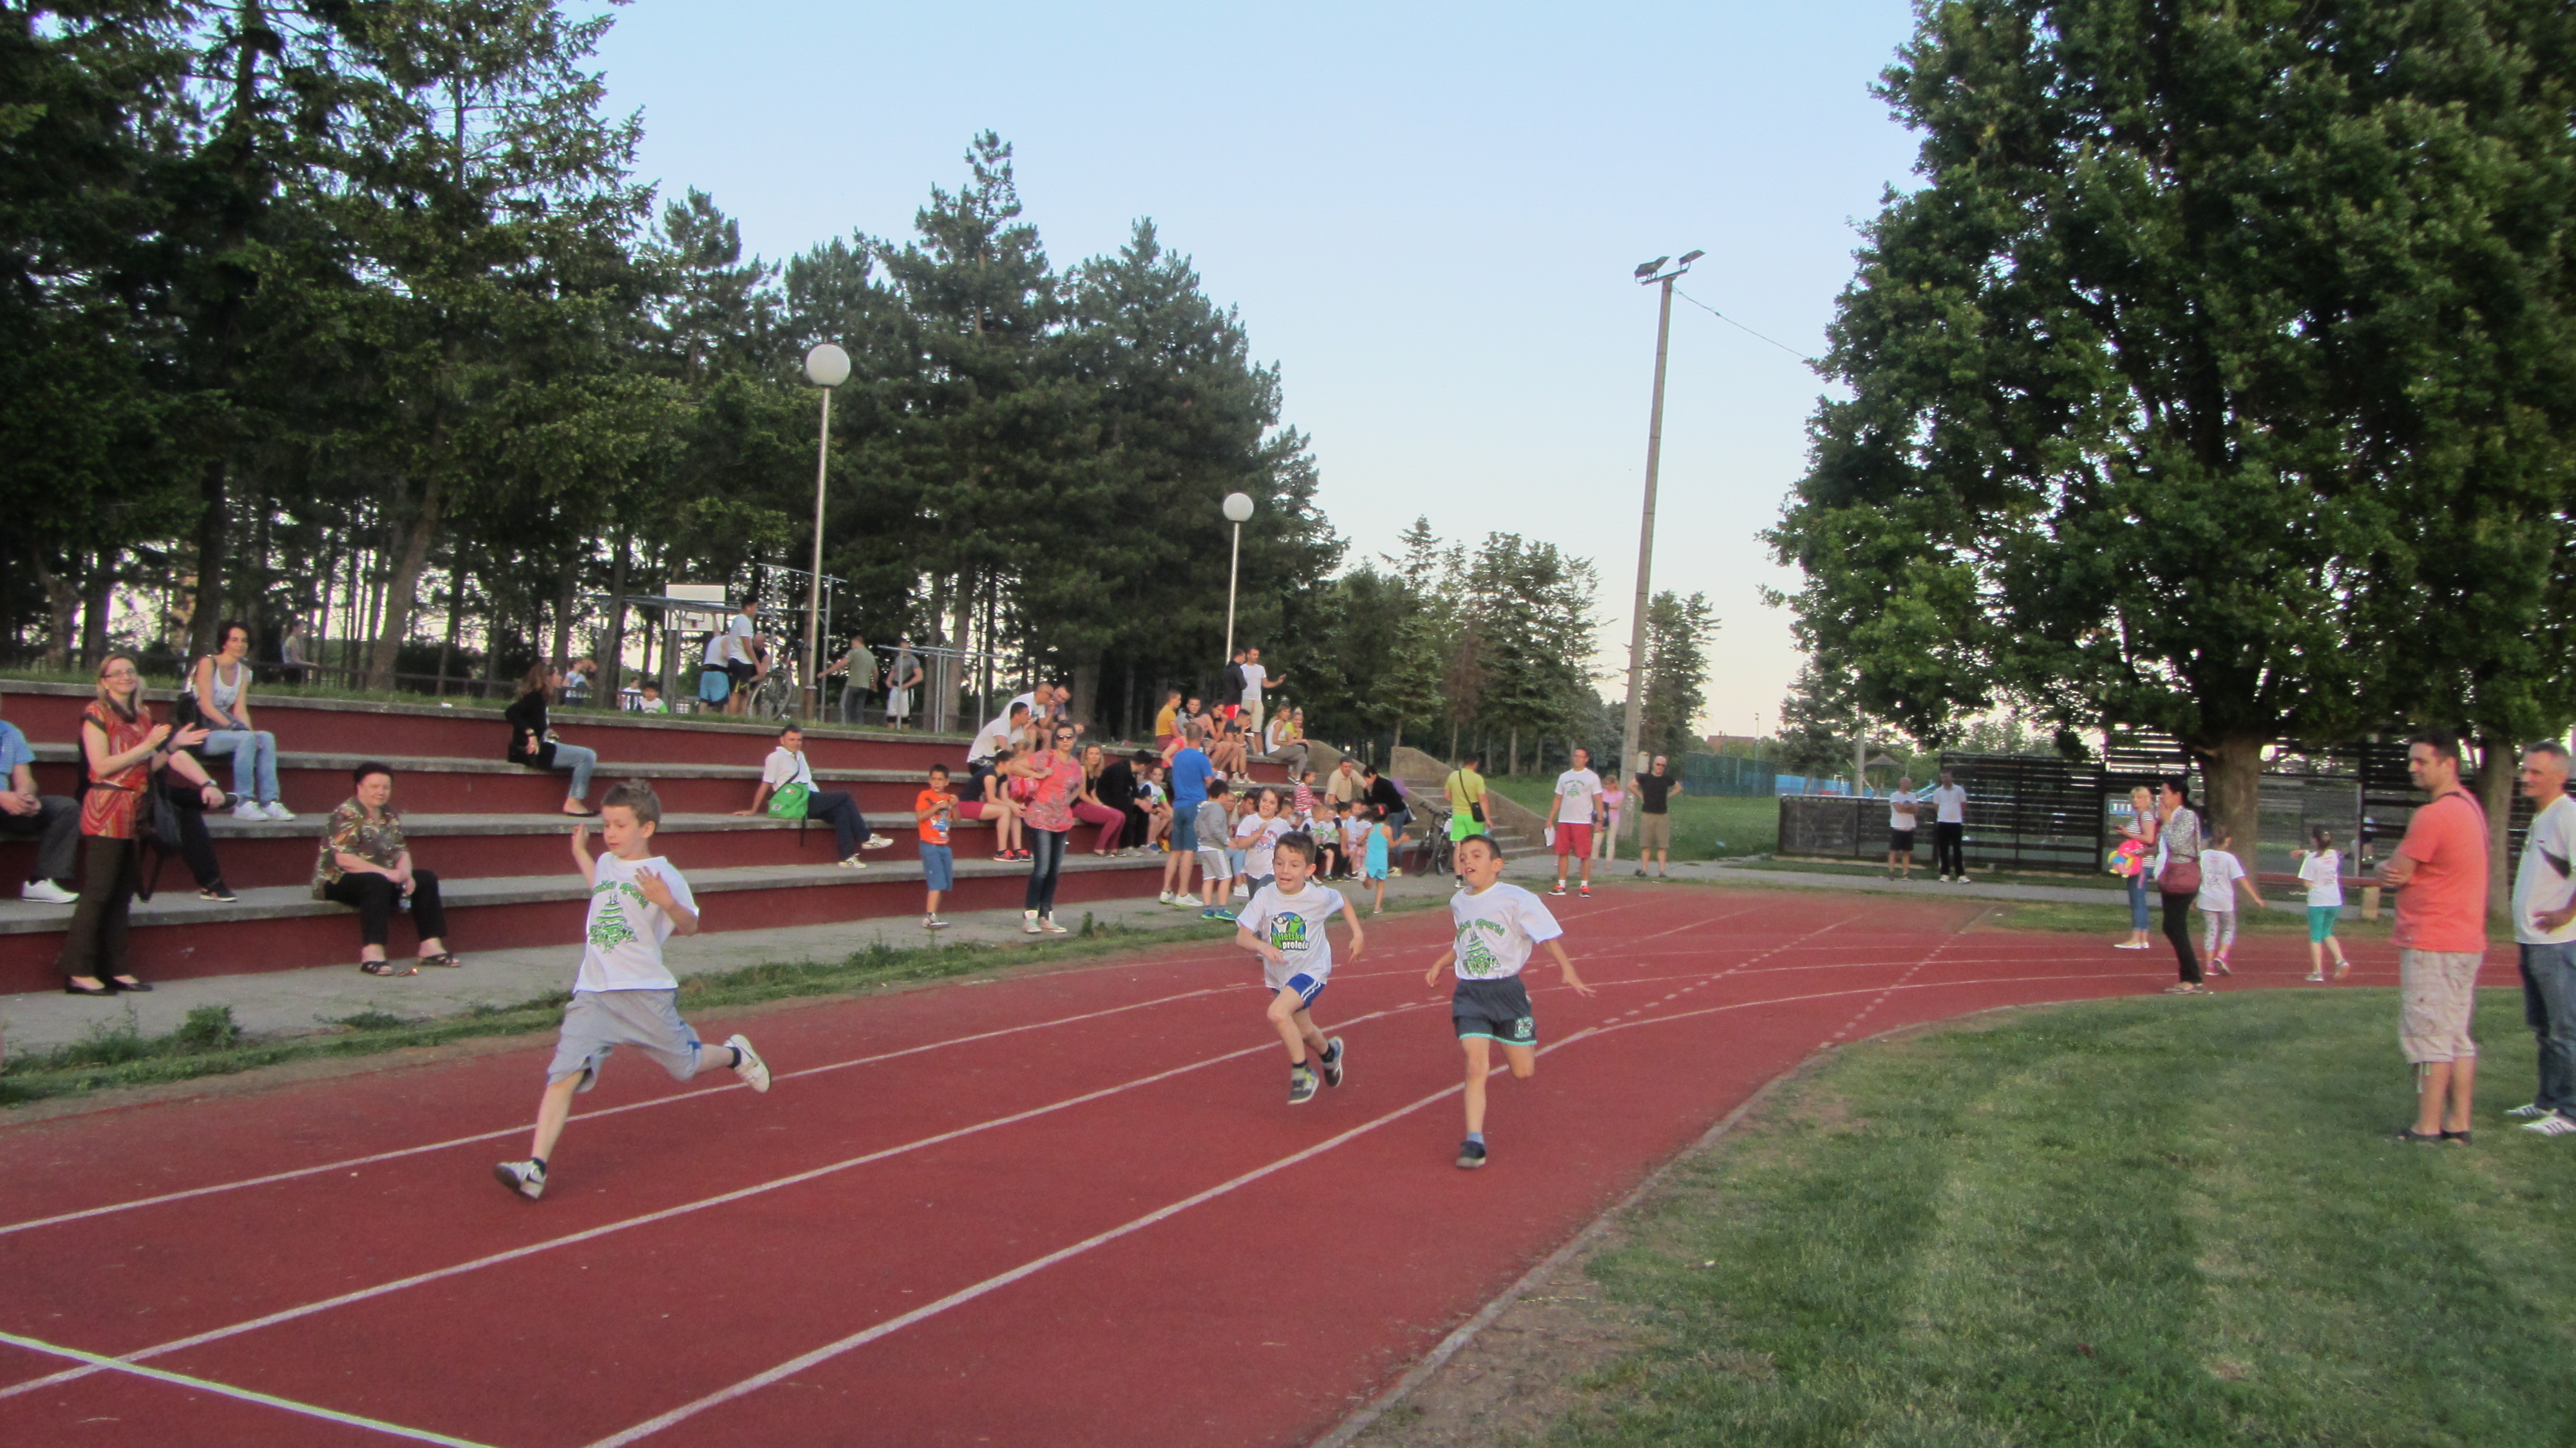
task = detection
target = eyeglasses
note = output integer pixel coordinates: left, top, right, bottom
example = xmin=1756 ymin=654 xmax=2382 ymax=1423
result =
xmin=100 ymin=666 xmax=137 ymax=679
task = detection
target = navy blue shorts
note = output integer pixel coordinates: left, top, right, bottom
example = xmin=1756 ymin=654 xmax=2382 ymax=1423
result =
xmin=1274 ymin=971 xmax=1327 ymax=1010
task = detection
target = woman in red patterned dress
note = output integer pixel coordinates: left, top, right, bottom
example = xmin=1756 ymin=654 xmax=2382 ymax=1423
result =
xmin=60 ymin=655 xmax=224 ymax=995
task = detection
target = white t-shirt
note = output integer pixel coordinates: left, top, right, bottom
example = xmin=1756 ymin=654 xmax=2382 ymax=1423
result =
xmin=1889 ymin=794 xmax=1920 ymax=831
xmin=1930 ymin=784 xmax=1967 ymax=824
xmin=761 ymin=747 xmax=815 ymax=792
xmin=2514 ymin=794 xmax=2576 ymax=945
xmin=1553 ymin=768 xmax=1603 ymax=825
xmin=724 ymin=612 xmax=755 ymax=665
xmin=576 ymin=853 xmax=697 ymax=993
xmin=1240 ymin=881 xmax=1346 ymax=991
xmin=1240 ymin=662 xmax=1269 ymax=707
xmin=2298 ymin=849 xmax=2344 ymax=909
xmin=638 ymin=695 xmax=668 ymax=714
xmin=701 ymin=632 xmax=728 ymax=667
xmin=1449 ymin=882 xmax=1564 ymax=981
xmin=1342 ymin=815 xmax=1370 ymax=853
xmin=2195 ymin=848 xmax=2246 ymax=911
xmin=1233 ymin=813 xmax=1292 ymax=877
xmin=967 ymin=714 xmax=1018 ymax=763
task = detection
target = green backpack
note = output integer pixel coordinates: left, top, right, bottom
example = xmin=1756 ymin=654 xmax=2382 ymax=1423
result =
xmin=767 ymin=781 xmax=811 ymax=819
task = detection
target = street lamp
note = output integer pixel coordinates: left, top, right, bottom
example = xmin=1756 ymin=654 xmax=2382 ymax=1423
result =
xmin=1618 ymin=249 xmax=1703 ymax=837
xmin=801 ymin=343 xmax=850 ymax=719
xmin=1221 ymin=491 xmax=1255 ymax=662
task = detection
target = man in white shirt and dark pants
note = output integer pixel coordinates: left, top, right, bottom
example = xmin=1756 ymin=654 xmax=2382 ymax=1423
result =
xmin=2511 ymin=740 xmax=2576 ymax=1136
xmin=1929 ymin=768 xmax=1970 ymax=883
xmin=1241 ymin=648 xmax=1283 ymax=745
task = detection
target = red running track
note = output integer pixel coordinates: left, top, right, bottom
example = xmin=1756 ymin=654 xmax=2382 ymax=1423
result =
xmin=0 ymin=887 xmax=2429 ymax=1447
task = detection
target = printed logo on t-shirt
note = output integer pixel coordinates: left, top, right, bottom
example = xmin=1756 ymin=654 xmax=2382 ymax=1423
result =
xmin=1458 ymin=918 xmax=1509 ymax=977
xmin=587 ymin=880 xmax=643 ymax=951
xmin=1268 ymin=911 xmax=1314 ymax=955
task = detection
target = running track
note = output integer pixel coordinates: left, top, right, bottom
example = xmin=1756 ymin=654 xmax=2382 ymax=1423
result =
xmin=0 ymin=887 xmax=2418 ymax=1447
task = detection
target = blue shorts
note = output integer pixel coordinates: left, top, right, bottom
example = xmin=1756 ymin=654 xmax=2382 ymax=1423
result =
xmin=698 ymin=668 xmax=731 ymax=704
xmin=1274 ymin=972 xmax=1327 ymax=1009
xmin=1171 ymin=812 xmax=1198 ymax=854
xmin=918 ymin=842 xmax=954 ymax=891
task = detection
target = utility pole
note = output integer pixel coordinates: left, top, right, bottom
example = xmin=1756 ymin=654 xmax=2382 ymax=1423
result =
xmin=1618 ymin=251 xmax=1702 ymax=832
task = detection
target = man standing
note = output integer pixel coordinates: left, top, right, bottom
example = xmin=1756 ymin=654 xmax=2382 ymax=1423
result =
xmin=1444 ymin=753 xmax=1489 ymax=882
xmin=1215 ymin=650 xmax=1246 ymax=725
xmin=1929 ymin=768 xmax=1970 ymax=883
xmin=1325 ymin=757 xmax=1364 ymax=810
xmin=1241 ymin=647 xmax=1284 ymax=745
xmin=2378 ymin=730 xmax=2489 ymax=1145
xmin=1548 ymin=746 xmax=1604 ymax=899
xmin=1632 ymin=755 xmax=1676 ymax=879
xmin=1161 ymin=725 xmax=1218 ymax=908
xmin=2510 ymin=741 xmax=2576 ymax=1137
xmin=721 ymin=600 xmax=759 ymax=716
xmin=884 ymin=641 xmax=922 ymax=729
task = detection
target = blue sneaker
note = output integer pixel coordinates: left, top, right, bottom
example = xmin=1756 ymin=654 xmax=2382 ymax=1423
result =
xmin=1201 ymin=907 xmax=1236 ymax=922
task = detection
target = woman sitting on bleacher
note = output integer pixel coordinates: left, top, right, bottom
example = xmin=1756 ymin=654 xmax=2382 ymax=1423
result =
xmin=314 ymin=761 xmax=455 ymax=976
xmin=504 ymin=664 xmax=598 ymax=816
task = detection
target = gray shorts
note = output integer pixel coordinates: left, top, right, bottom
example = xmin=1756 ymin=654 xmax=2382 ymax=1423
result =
xmin=547 ymin=989 xmax=708 ymax=1089
xmin=2399 ymin=949 xmax=2483 ymax=1064
xmin=1198 ymin=846 xmax=1233 ymax=881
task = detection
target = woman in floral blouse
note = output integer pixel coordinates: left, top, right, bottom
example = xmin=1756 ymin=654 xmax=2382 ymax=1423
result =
xmin=315 ymin=762 xmax=456 ymax=976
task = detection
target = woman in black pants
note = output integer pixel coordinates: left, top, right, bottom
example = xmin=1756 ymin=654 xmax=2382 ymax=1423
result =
xmin=314 ymin=763 xmax=455 ymax=976
xmin=2154 ymin=775 xmax=2207 ymax=995
xmin=1009 ymin=723 xmax=1084 ymax=933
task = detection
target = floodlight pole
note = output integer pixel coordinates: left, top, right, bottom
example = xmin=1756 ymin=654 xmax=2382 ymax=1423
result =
xmin=1618 ymin=258 xmax=1690 ymax=845
xmin=1220 ymin=491 xmax=1255 ymax=664
xmin=804 ymin=385 xmax=830 ymax=718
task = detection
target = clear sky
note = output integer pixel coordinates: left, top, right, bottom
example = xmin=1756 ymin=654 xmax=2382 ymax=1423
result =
xmin=590 ymin=0 xmax=1926 ymax=738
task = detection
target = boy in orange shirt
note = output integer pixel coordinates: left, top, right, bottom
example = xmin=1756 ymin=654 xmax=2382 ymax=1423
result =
xmin=917 ymin=764 xmax=958 ymax=929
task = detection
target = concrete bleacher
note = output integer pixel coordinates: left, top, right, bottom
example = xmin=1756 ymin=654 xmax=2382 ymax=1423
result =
xmin=0 ymin=683 xmax=1271 ymax=995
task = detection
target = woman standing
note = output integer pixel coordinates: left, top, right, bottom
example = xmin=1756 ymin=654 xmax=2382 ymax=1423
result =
xmin=504 ymin=664 xmax=598 ymax=816
xmin=1009 ymin=723 xmax=1083 ymax=933
xmin=315 ymin=763 xmax=457 ymax=976
xmin=2154 ymin=776 xmax=2208 ymax=994
xmin=2114 ymin=785 xmax=2157 ymax=949
xmin=60 ymin=655 xmax=222 ymax=995
xmin=188 ymin=619 xmax=292 ymax=821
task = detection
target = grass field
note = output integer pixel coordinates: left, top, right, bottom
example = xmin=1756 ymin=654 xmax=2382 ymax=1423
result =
xmin=1483 ymin=777 xmax=1777 ymax=859
xmin=1559 ymin=989 xmax=2575 ymax=1446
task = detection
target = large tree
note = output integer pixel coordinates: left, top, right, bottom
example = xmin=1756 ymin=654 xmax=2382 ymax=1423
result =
xmin=1772 ymin=0 xmax=2576 ymax=851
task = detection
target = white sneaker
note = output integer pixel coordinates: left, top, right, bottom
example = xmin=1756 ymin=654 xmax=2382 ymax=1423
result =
xmin=724 ymin=1033 xmax=770 ymax=1092
xmin=1234 ymin=883 xmax=1249 ymax=899
xmin=20 ymin=879 xmax=75 ymax=904
xmin=861 ymin=834 xmax=895 ymax=850
xmin=262 ymin=801 xmax=296 ymax=822
xmin=1157 ymin=891 xmax=1176 ymax=906
xmin=232 ymin=801 xmax=265 ymax=821
xmin=1172 ymin=895 xmax=1199 ymax=910
xmin=835 ymin=855 xmax=868 ymax=870
xmin=493 ymin=1159 xmax=546 ymax=1201
xmin=924 ymin=915 xmax=949 ymax=929
xmin=1039 ymin=914 xmax=1068 ymax=934
xmin=1023 ymin=911 xmax=1043 ymax=935
xmin=2506 ymin=1102 xmax=2552 ymax=1119
xmin=2524 ymin=1112 xmax=2576 ymax=1136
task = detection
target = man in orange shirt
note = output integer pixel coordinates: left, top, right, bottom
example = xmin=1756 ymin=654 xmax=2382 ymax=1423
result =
xmin=2378 ymin=730 xmax=2490 ymax=1143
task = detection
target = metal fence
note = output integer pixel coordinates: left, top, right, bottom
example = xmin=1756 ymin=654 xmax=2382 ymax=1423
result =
xmin=1680 ymin=753 xmax=1774 ymax=797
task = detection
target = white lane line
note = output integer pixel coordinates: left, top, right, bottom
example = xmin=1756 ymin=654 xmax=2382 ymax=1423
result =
xmin=0 ymin=998 xmax=1441 ymax=1402
xmin=580 ymin=1034 xmax=1596 ymax=1448
xmin=0 ymin=980 xmax=1247 ymax=1238
xmin=1580 ymin=971 xmax=2168 ymax=1042
xmin=0 ymin=1328 xmax=498 ymax=1447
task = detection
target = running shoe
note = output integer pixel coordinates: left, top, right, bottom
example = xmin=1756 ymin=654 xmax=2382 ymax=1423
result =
xmin=262 ymin=801 xmax=297 ymax=822
xmin=2507 ymin=1102 xmax=2552 ymax=1118
xmin=1578 ymin=884 xmax=1592 ymax=898
xmin=198 ymin=882 xmax=238 ymax=902
xmin=924 ymin=915 xmax=950 ymax=929
xmin=2524 ymin=1112 xmax=2576 ymax=1136
xmin=1171 ymin=895 xmax=1199 ymax=910
xmin=19 ymin=880 xmax=74 ymax=904
xmin=2304 ymin=971 xmax=2325 ymax=983
xmin=835 ymin=855 xmax=869 ymax=870
xmin=1288 ymin=1065 xmax=1318 ymax=1104
xmin=493 ymin=1159 xmax=547 ymax=1201
xmin=1455 ymin=1139 xmax=1488 ymax=1170
xmin=862 ymin=834 xmax=895 ymax=850
xmin=1038 ymin=914 xmax=1068 ymax=934
xmin=1636 ymin=868 xmax=1648 ymax=879
xmin=1023 ymin=912 xmax=1043 ymax=935
xmin=1201 ymin=907 xmax=1236 ymax=922
xmin=1157 ymin=891 xmax=1176 ymax=905
xmin=1319 ymin=1038 xmax=1345 ymax=1088
xmin=232 ymin=801 xmax=266 ymax=821
xmin=724 ymin=1033 xmax=770 ymax=1092
xmin=1549 ymin=884 xmax=1568 ymax=897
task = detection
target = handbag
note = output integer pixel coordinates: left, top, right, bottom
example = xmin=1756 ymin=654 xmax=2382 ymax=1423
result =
xmin=2160 ymin=855 xmax=2202 ymax=896
xmin=767 ymin=781 xmax=811 ymax=820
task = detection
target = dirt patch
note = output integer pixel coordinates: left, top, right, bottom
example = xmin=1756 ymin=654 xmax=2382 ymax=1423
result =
xmin=1349 ymin=1248 xmax=1654 ymax=1448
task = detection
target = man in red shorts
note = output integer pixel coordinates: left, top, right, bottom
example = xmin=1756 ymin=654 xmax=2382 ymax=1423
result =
xmin=2378 ymin=729 xmax=2489 ymax=1144
xmin=1548 ymin=746 xmax=1604 ymax=898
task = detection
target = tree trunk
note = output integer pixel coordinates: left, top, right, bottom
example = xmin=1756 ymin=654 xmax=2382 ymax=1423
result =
xmin=603 ymin=531 xmax=631 ymax=701
xmin=35 ymin=557 xmax=80 ymax=669
xmin=82 ymin=549 xmax=113 ymax=667
xmin=1069 ymin=646 xmax=1101 ymax=732
xmin=2476 ymin=734 xmax=2515 ymax=923
xmin=367 ymin=473 xmax=445 ymax=689
xmin=2202 ymin=733 xmax=2265 ymax=864
xmin=435 ymin=566 xmax=463 ymax=697
xmin=187 ymin=459 xmax=229 ymax=655
xmin=550 ymin=570 xmax=576 ymax=671
xmin=1509 ymin=726 xmax=1520 ymax=779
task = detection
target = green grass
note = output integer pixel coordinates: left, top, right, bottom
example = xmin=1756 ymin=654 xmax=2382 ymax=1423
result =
xmin=1558 ymin=990 xmax=2576 ymax=1446
xmin=1484 ymin=777 xmax=1777 ymax=859
xmin=0 ymin=916 xmax=1239 ymax=1107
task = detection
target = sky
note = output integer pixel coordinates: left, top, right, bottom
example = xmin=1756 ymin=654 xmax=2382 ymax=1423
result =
xmin=589 ymin=1 xmax=1927 ymax=738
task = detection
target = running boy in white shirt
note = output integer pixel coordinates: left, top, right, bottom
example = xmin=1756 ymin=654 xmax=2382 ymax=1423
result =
xmin=1235 ymin=832 xmax=1365 ymax=1104
xmin=1427 ymin=834 xmax=1596 ymax=1168
xmin=2193 ymin=829 xmax=2265 ymax=976
xmin=1548 ymin=747 xmax=1604 ymax=897
xmin=495 ymin=781 xmax=770 ymax=1200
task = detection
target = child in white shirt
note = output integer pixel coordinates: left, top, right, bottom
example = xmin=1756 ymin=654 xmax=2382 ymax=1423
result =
xmin=1425 ymin=834 xmax=1596 ymax=1168
xmin=1232 ymin=786 xmax=1291 ymax=893
xmin=1234 ymin=832 xmax=1365 ymax=1105
xmin=494 ymin=781 xmax=770 ymax=1201
xmin=2194 ymin=831 xmax=2266 ymax=975
xmin=2292 ymin=825 xmax=2349 ymax=982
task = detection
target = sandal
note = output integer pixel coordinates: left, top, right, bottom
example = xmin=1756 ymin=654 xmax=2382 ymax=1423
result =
xmin=359 ymin=959 xmax=416 ymax=977
xmin=419 ymin=953 xmax=462 ymax=969
xmin=2392 ymin=1128 xmax=2445 ymax=1145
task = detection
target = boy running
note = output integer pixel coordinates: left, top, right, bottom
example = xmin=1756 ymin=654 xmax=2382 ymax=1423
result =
xmin=1235 ymin=832 xmax=1365 ymax=1103
xmin=1427 ymin=834 xmax=1595 ymax=1168
xmin=917 ymin=765 xmax=958 ymax=929
xmin=495 ymin=781 xmax=770 ymax=1200
xmin=1548 ymin=747 xmax=1604 ymax=897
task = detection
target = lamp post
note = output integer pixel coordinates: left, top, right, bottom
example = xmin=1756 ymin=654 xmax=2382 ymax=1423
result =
xmin=801 ymin=343 xmax=851 ymax=718
xmin=1221 ymin=491 xmax=1255 ymax=662
xmin=1617 ymin=249 xmax=1704 ymax=836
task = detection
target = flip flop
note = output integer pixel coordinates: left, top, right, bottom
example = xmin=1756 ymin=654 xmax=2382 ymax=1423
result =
xmin=359 ymin=959 xmax=416 ymax=977
xmin=419 ymin=953 xmax=463 ymax=969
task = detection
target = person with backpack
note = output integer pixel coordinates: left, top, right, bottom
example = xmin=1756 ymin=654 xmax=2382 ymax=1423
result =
xmin=732 ymin=723 xmax=892 ymax=867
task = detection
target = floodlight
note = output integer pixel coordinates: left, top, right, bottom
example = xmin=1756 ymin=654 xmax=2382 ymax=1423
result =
xmin=1678 ymin=249 xmax=1705 ymax=266
xmin=803 ymin=343 xmax=851 ymax=388
xmin=1633 ymin=256 xmax=1668 ymax=278
xmin=1222 ymin=492 xmax=1255 ymax=524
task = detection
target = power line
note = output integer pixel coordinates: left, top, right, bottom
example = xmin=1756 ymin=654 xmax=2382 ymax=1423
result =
xmin=1674 ymin=287 xmax=1813 ymax=363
